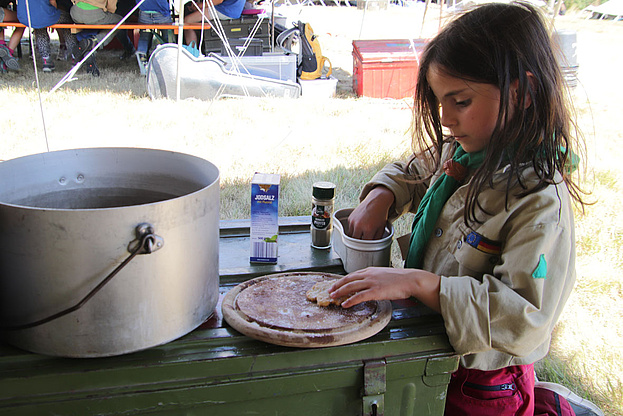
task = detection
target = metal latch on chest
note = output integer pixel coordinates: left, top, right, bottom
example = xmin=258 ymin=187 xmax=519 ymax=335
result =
xmin=362 ymin=359 xmax=387 ymax=416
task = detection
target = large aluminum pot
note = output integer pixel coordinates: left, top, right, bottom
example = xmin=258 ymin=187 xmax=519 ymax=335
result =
xmin=0 ymin=148 xmax=220 ymax=357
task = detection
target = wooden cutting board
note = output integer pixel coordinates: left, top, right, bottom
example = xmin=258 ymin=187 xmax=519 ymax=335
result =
xmin=221 ymin=272 xmax=392 ymax=348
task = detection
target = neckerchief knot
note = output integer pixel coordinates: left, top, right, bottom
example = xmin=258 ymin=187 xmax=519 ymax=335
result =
xmin=405 ymin=144 xmax=486 ymax=269
xmin=443 ymin=159 xmax=468 ymax=181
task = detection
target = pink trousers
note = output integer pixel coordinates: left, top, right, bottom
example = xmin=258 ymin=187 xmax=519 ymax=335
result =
xmin=444 ymin=364 xmax=576 ymax=416
xmin=445 ymin=364 xmax=536 ymax=415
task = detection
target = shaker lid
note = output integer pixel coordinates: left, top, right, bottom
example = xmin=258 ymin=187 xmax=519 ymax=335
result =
xmin=313 ymin=181 xmax=336 ymax=199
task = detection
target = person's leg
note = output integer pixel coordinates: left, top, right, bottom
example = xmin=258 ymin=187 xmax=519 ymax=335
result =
xmin=183 ymin=10 xmax=203 ymax=46
xmin=57 ymin=29 xmax=68 ymax=60
xmin=112 ymin=0 xmax=137 ymax=55
xmin=137 ymin=11 xmax=151 ymax=54
xmin=445 ymin=364 xmax=535 ymax=416
xmin=58 ymin=28 xmax=77 ymax=61
xmin=116 ymin=29 xmax=135 ymax=58
xmin=56 ymin=11 xmax=77 ymax=60
xmin=0 ymin=7 xmax=22 ymax=70
xmin=34 ymin=28 xmax=55 ymax=72
xmin=147 ymin=11 xmax=172 ymax=51
xmin=0 ymin=8 xmax=24 ymax=71
xmin=135 ymin=10 xmax=152 ymax=75
xmin=70 ymin=6 xmax=123 ymax=48
xmin=8 ymin=25 xmax=23 ymax=51
xmin=69 ymin=7 xmax=102 ymax=76
xmin=183 ymin=3 xmax=213 ymax=46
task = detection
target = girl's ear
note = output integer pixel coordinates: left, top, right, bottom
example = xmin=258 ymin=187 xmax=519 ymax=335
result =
xmin=511 ymin=72 xmax=536 ymax=109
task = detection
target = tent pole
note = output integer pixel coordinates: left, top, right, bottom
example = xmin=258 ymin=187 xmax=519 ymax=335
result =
xmin=176 ymin=0 xmax=186 ymax=102
xmin=420 ymin=0 xmax=430 ymax=38
xmin=438 ymin=0 xmax=443 ymax=32
xmin=271 ymin=1 xmax=275 ymax=53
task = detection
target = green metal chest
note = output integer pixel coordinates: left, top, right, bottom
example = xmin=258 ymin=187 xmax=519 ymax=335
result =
xmin=0 ymin=217 xmax=458 ymax=416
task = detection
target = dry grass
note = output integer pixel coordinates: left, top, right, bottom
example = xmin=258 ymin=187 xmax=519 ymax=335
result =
xmin=1 ymin=4 xmax=622 ymax=414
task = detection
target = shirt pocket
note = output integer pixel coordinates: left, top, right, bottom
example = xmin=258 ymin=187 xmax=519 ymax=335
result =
xmin=452 ymin=224 xmax=502 ymax=276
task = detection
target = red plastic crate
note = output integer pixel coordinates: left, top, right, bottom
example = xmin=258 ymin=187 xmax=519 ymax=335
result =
xmin=352 ymin=39 xmax=428 ymax=99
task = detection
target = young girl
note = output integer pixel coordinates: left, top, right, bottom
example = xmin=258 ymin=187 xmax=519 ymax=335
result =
xmin=330 ymin=3 xmax=601 ymax=416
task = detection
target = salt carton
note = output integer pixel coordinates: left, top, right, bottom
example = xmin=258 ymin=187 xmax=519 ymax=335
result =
xmin=250 ymin=173 xmax=280 ymax=263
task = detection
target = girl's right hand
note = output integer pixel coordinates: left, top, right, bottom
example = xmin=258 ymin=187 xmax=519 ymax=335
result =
xmin=329 ymin=267 xmax=441 ymax=312
xmin=347 ymin=186 xmax=395 ymax=240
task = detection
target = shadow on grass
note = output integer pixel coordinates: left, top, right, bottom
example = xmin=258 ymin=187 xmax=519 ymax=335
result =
xmin=536 ymin=324 xmax=620 ymax=415
xmin=2 ymin=39 xmax=357 ymax=100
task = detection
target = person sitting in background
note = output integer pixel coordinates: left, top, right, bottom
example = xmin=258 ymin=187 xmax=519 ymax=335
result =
xmin=69 ymin=0 xmax=136 ymax=76
xmin=183 ymin=0 xmax=244 ymax=48
xmin=17 ymin=0 xmax=78 ymax=72
xmin=135 ymin=0 xmax=171 ymax=75
xmin=0 ymin=1 xmax=25 ymax=71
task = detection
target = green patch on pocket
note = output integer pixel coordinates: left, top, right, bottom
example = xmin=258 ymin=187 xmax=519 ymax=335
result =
xmin=532 ymin=254 xmax=547 ymax=279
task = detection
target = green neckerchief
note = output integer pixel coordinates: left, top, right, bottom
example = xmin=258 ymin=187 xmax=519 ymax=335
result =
xmin=405 ymin=144 xmax=485 ymax=269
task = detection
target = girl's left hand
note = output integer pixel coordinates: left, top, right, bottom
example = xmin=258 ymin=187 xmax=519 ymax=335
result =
xmin=330 ymin=267 xmax=441 ymax=312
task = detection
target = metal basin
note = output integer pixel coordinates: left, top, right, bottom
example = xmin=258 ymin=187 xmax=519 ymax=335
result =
xmin=0 ymin=148 xmax=220 ymax=357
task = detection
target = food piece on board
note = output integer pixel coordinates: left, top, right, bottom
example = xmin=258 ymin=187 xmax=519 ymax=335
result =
xmin=306 ymin=280 xmax=347 ymax=307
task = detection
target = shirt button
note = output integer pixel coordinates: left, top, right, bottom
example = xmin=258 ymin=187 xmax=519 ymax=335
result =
xmin=457 ymin=240 xmax=462 ymax=249
xmin=434 ymin=228 xmax=443 ymax=237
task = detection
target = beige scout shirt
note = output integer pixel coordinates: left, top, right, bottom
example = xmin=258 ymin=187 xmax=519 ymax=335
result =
xmin=361 ymin=145 xmax=576 ymax=371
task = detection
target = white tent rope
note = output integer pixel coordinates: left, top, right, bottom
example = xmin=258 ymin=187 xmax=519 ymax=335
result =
xmin=176 ymin=0 xmax=185 ymax=101
xmin=199 ymin=1 xmax=206 ymax=48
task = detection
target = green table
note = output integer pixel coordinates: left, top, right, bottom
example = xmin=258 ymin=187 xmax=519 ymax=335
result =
xmin=0 ymin=217 xmax=458 ymax=416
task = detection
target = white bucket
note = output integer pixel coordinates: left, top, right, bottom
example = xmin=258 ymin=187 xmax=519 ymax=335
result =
xmin=298 ymin=76 xmax=338 ymax=99
xmin=332 ymin=208 xmax=394 ymax=273
xmin=552 ymin=30 xmax=579 ymax=88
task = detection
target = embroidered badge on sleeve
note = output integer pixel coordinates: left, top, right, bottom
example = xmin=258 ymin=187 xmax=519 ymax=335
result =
xmin=465 ymin=231 xmax=502 ymax=255
xmin=532 ymin=254 xmax=547 ymax=279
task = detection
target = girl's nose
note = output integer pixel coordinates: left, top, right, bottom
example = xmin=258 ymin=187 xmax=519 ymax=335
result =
xmin=440 ymin=106 xmax=456 ymax=128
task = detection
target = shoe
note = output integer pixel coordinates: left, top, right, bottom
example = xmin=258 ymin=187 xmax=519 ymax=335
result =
xmin=42 ymin=58 xmax=55 ymax=72
xmin=183 ymin=41 xmax=201 ymax=58
xmin=73 ymin=37 xmax=95 ymax=63
xmin=0 ymin=44 xmax=19 ymax=71
xmin=535 ymin=381 xmax=604 ymax=416
xmin=136 ymin=52 xmax=148 ymax=76
xmin=57 ymin=44 xmax=69 ymax=61
xmin=85 ymin=55 xmax=100 ymax=77
xmin=120 ymin=48 xmax=136 ymax=60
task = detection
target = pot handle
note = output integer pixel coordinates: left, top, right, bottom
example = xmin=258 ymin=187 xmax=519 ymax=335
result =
xmin=0 ymin=223 xmax=163 ymax=331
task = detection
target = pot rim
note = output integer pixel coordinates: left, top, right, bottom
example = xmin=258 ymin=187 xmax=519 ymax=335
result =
xmin=0 ymin=147 xmax=220 ymax=212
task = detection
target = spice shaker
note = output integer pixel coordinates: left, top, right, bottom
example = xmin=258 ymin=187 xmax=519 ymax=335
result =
xmin=311 ymin=181 xmax=336 ymax=249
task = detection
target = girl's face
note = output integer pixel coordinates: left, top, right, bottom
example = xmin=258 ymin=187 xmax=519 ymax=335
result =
xmin=427 ymin=64 xmax=503 ymax=153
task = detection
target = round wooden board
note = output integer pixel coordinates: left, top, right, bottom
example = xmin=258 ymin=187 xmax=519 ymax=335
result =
xmin=221 ymin=272 xmax=392 ymax=348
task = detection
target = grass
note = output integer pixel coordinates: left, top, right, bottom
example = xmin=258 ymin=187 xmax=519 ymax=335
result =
xmin=1 ymin=5 xmax=622 ymax=415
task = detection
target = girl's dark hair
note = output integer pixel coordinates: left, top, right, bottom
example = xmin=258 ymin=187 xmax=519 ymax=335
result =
xmin=412 ymin=1 xmax=584 ymax=223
